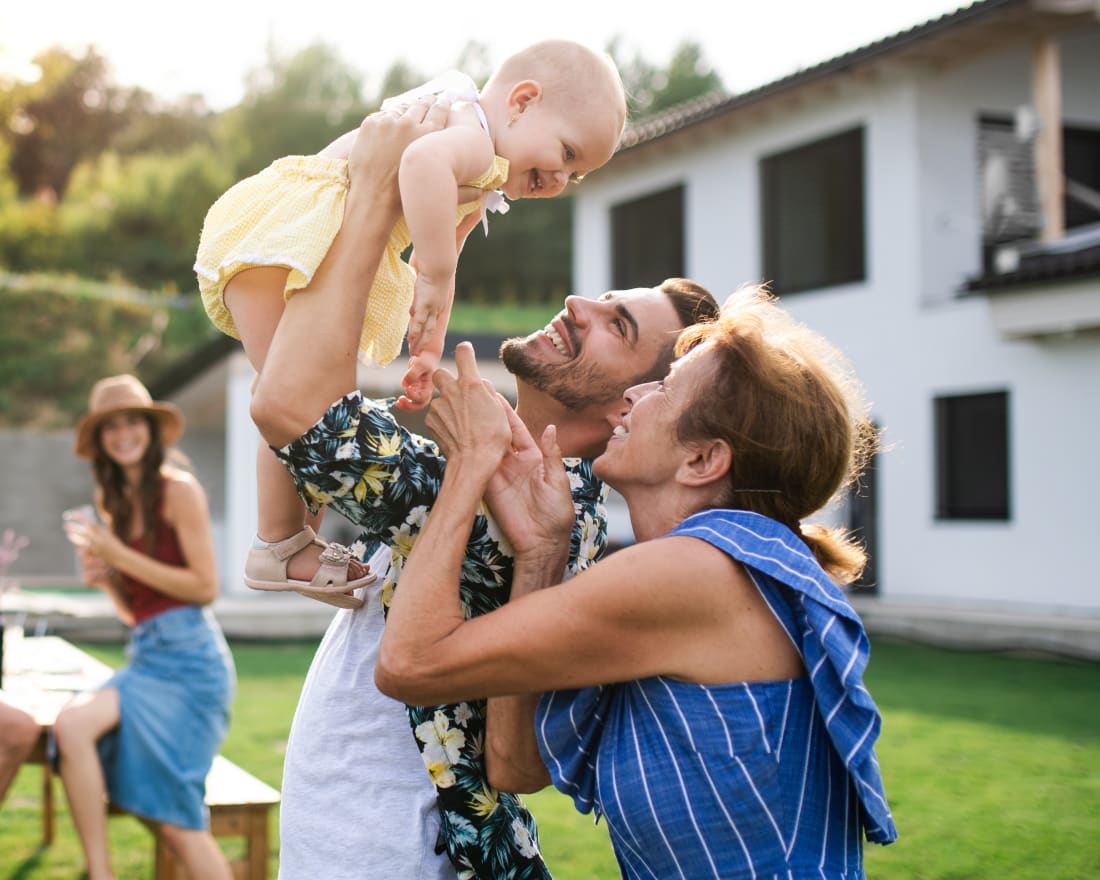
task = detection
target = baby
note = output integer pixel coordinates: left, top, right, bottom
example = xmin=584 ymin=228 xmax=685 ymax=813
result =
xmin=194 ymin=39 xmax=627 ymax=600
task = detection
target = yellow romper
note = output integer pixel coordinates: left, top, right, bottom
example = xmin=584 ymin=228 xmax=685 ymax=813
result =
xmin=194 ymin=153 xmax=509 ymax=366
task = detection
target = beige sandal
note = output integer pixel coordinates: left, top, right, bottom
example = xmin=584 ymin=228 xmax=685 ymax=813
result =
xmin=243 ymin=526 xmax=375 ymax=609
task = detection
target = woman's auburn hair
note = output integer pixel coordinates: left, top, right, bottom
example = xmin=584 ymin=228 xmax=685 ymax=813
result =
xmin=675 ymin=285 xmax=879 ymax=584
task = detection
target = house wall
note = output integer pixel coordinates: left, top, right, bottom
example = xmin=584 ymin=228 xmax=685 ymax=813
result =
xmin=573 ymin=28 xmax=1100 ymax=613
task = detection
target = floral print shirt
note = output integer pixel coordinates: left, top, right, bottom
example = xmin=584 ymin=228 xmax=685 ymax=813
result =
xmin=276 ymin=392 xmax=608 ymax=879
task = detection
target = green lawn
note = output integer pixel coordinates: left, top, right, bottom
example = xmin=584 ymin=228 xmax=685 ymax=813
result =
xmin=2 ymin=638 xmax=1098 ymax=879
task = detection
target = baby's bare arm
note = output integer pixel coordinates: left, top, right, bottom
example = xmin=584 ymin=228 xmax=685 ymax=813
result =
xmin=400 ymin=120 xmax=493 ymax=305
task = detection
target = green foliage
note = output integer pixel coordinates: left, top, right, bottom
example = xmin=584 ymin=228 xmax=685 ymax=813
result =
xmin=0 ymin=146 xmax=233 ymax=291
xmin=609 ymin=39 xmax=725 ymax=121
xmin=224 ymin=42 xmax=372 ymax=177
xmin=61 ymin=147 xmax=235 ymax=289
xmin=0 ymin=278 xmax=217 ymax=428
xmin=651 ymin=43 xmax=724 ymax=114
xmin=456 ymin=197 xmax=573 ymax=305
xmin=110 ymin=95 xmax=219 ymax=157
xmin=0 ymin=38 xmax=726 ymax=313
xmin=5 ymin=47 xmax=151 ymax=199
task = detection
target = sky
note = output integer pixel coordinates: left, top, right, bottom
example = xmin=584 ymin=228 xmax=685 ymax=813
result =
xmin=1 ymin=1 xmax=971 ymax=111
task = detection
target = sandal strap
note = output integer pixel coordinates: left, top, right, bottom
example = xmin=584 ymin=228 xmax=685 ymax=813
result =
xmin=266 ymin=526 xmax=320 ymax=562
xmin=312 ymin=542 xmax=356 ymax=589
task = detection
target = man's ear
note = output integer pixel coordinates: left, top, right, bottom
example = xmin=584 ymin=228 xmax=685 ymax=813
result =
xmin=507 ymin=80 xmax=542 ymax=115
xmin=677 ymin=438 xmax=731 ymax=488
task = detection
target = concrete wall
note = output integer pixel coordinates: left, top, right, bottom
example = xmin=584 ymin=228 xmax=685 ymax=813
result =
xmin=0 ymin=426 xmax=225 ymax=583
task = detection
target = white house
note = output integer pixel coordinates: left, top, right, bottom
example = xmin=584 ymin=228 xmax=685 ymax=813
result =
xmin=570 ymin=0 xmax=1100 ymax=619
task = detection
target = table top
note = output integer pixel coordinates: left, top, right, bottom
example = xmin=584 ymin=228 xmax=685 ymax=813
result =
xmin=1 ymin=634 xmax=114 ymax=727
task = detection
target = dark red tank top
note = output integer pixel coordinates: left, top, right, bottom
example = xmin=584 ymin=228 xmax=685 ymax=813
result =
xmin=121 ymin=482 xmax=191 ymax=624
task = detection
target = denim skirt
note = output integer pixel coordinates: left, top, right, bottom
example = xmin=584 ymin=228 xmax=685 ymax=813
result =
xmin=96 ymin=605 xmax=236 ymax=829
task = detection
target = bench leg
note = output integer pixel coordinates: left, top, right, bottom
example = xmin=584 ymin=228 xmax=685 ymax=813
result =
xmin=245 ymin=807 xmax=269 ymax=880
xmin=41 ymin=761 xmax=54 ymax=846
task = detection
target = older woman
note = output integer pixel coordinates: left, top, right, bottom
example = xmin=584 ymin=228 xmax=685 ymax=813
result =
xmin=377 ymin=286 xmax=896 ymax=879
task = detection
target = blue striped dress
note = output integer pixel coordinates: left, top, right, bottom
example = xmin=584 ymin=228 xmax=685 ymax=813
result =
xmin=535 ymin=509 xmax=897 ymax=879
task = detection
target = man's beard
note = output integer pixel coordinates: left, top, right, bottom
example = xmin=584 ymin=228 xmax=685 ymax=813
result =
xmin=500 ymin=335 xmax=626 ymax=412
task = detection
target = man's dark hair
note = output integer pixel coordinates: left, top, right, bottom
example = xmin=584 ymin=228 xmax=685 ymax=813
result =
xmin=635 ymin=278 xmax=721 ymax=385
xmin=660 ymin=278 xmax=721 ymax=329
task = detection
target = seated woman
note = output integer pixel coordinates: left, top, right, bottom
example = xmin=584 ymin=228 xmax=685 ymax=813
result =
xmin=376 ymin=286 xmax=897 ymax=879
xmin=55 ymin=374 xmax=236 ymax=880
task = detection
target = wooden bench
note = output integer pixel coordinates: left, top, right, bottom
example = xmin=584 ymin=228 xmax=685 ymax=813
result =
xmin=36 ymin=749 xmax=280 ymax=880
xmin=9 ymin=636 xmax=279 ymax=880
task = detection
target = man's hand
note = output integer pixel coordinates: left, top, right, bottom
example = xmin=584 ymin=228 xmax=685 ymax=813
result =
xmin=347 ymin=95 xmax=451 ymax=222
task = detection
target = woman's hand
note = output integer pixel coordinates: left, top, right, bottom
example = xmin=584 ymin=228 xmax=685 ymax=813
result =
xmin=486 ymin=407 xmax=574 ymax=560
xmin=75 ymin=546 xmax=116 ymax=591
xmin=63 ymin=516 xmax=124 ymax=567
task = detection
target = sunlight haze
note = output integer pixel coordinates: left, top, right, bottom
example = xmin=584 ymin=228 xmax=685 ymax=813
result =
xmin=2 ymin=1 xmax=969 ymax=109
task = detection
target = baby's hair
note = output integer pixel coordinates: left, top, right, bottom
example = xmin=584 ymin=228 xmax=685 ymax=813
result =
xmin=487 ymin=40 xmax=628 ymax=138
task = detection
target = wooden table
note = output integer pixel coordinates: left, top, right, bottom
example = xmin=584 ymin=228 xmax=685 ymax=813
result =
xmin=1 ymin=633 xmax=114 ymax=845
xmin=2 ymin=634 xmax=280 ymax=880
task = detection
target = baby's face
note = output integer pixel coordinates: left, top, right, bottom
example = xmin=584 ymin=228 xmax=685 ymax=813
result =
xmin=497 ymin=99 xmax=620 ymax=200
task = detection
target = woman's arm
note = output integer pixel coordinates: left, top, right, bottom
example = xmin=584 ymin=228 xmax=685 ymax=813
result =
xmin=76 ymin=546 xmax=135 ymax=626
xmin=72 ymin=472 xmax=219 ymax=606
xmin=484 ymin=407 xmax=574 ymax=793
xmin=375 ymin=346 xmax=784 ymax=705
xmin=160 ymin=472 xmax=219 ymax=602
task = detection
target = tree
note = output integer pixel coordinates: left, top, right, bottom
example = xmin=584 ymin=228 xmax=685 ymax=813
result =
xmin=222 ymin=41 xmax=371 ymax=177
xmin=648 ymin=42 xmax=724 ymax=115
xmin=372 ymin=60 xmax=427 ymax=109
xmin=6 ymin=47 xmax=146 ymax=199
xmin=59 ymin=146 xmax=235 ymax=290
xmin=607 ymin=39 xmax=724 ymax=120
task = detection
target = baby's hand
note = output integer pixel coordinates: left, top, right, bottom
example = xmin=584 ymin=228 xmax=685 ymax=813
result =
xmin=407 ymin=274 xmax=452 ymax=355
xmin=396 ymin=353 xmax=441 ymax=411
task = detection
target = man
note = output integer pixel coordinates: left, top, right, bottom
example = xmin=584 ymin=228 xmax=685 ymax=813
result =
xmin=247 ymin=100 xmax=719 ymax=879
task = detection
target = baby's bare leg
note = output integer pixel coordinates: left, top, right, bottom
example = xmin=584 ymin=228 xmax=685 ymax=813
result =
xmin=224 ymin=268 xmax=333 ymax=585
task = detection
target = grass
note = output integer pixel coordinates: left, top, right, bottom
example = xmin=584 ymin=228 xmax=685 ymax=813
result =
xmin=448 ymin=301 xmax=560 ymax=335
xmin=1 ymin=638 xmax=1098 ymax=879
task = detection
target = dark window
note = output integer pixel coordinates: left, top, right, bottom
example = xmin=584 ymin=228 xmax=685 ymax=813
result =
xmin=934 ymin=391 xmax=1010 ymax=521
xmin=611 ymin=185 xmax=684 ymax=289
xmin=1064 ymin=125 xmax=1100 ymax=230
xmin=847 ymin=441 xmax=880 ymax=593
xmin=761 ymin=127 xmax=865 ymax=295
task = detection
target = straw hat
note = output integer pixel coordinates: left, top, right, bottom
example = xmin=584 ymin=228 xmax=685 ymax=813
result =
xmin=74 ymin=374 xmax=184 ymax=459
